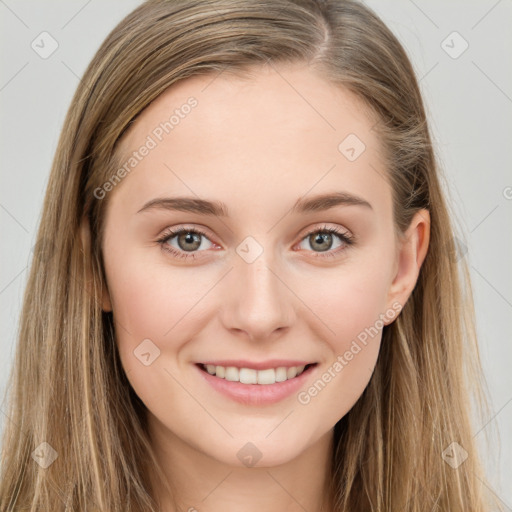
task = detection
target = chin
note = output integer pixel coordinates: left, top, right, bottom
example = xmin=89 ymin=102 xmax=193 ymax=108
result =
xmin=209 ymin=431 xmax=314 ymax=469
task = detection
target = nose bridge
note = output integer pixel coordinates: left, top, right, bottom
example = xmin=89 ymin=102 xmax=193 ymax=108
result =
xmin=223 ymin=241 xmax=295 ymax=340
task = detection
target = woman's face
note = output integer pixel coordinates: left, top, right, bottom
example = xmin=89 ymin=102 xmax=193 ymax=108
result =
xmin=100 ymin=63 xmax=428 ymax=468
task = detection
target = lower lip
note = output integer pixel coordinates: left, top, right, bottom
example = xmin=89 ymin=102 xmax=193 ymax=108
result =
xmin=195 ymin=364 xmax=317 ymax=406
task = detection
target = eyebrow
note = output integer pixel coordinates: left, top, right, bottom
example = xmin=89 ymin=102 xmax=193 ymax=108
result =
xmin=136 ymin=191 xmax=373 ymax=217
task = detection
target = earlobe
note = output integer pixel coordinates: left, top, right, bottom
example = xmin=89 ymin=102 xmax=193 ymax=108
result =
xmin=386 ymin=209 xmax=430 ymax=314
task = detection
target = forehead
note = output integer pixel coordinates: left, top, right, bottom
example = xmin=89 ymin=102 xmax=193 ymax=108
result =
xmin=118 ymin=62 xmax=379 ymax=155
xmin=109 ymin=63 xmax=389 ymax=218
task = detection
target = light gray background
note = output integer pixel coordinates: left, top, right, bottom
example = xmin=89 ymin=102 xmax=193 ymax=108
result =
xmin=1 ymin=0 xmax=511 ymax=507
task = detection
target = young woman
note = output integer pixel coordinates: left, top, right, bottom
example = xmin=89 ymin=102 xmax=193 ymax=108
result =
xmin=0 ymin=0 xmax=501 ymax=510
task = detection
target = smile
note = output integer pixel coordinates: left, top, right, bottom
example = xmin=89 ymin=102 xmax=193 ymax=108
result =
xmin=199 ymin=363 xmax=314 ymax=385
xmin=195 ymin=362 xmax=319 ymax=406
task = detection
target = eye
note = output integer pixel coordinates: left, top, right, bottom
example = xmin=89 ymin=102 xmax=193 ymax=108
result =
xmin=156 ymin=224 xmax=355 ymax=261
xmin=156 ymin=227 xmax=216 ymax=260
xmin=296 ymin=224 xmax=354 ymax=258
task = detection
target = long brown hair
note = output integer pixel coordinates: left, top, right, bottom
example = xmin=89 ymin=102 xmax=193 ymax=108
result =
xmin=0 ymin=0 xmax=500 ymax=510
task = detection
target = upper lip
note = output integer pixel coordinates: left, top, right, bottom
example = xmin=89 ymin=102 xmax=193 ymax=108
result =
xmin=198 ymin=360 xmax=316 ymax=371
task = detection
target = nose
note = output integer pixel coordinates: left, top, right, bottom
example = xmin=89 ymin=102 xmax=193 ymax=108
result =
xmin=220 ymin=250 xmax=296 ymax=342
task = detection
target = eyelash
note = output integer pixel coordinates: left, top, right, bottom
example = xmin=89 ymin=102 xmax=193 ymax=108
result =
xmin=156 ymin=224 xmax=355 ymax=261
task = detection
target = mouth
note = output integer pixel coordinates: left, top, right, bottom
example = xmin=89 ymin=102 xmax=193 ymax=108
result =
xmin=195 ymin=361 xmax=319 ymax=406
xmin=196 ymin=362 xmax=318 ymax=385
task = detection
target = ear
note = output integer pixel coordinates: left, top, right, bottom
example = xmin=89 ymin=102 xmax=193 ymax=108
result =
xmin=79 ymin=216 xmax=113 ymax=313
xmin=385 ymin=209 xmax=430 ymax=316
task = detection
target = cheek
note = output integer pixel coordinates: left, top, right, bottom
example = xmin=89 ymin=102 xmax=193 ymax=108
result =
xmin=103 ymin=247 xmax=215 ymax=365
xmin=107 ymin=243 xmax=207 ymax=322
xmin=296 ymin=258 xmax=391 ymax=419
xmin=310 ymin=260 xmax=391 ymax=349
xmin=103 ymin=252 xmax=221 ymax=415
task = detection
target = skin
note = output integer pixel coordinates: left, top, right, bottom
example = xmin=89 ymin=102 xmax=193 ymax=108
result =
xmin=98 ymin=63 xmax=430 ymax=511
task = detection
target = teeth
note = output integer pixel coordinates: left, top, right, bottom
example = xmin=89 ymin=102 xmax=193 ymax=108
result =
xmin=202 ymin=364 xmax=310 ymax=385
xmin=225 ymin=366 xmax=239 ymax=381
xmin=287 ymin=367 xmax=297 ymax=379
xmin=260 ymin=368 xmax=277 ymax=384
xmin=239 ymin=368 xmax=257 ymax=384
